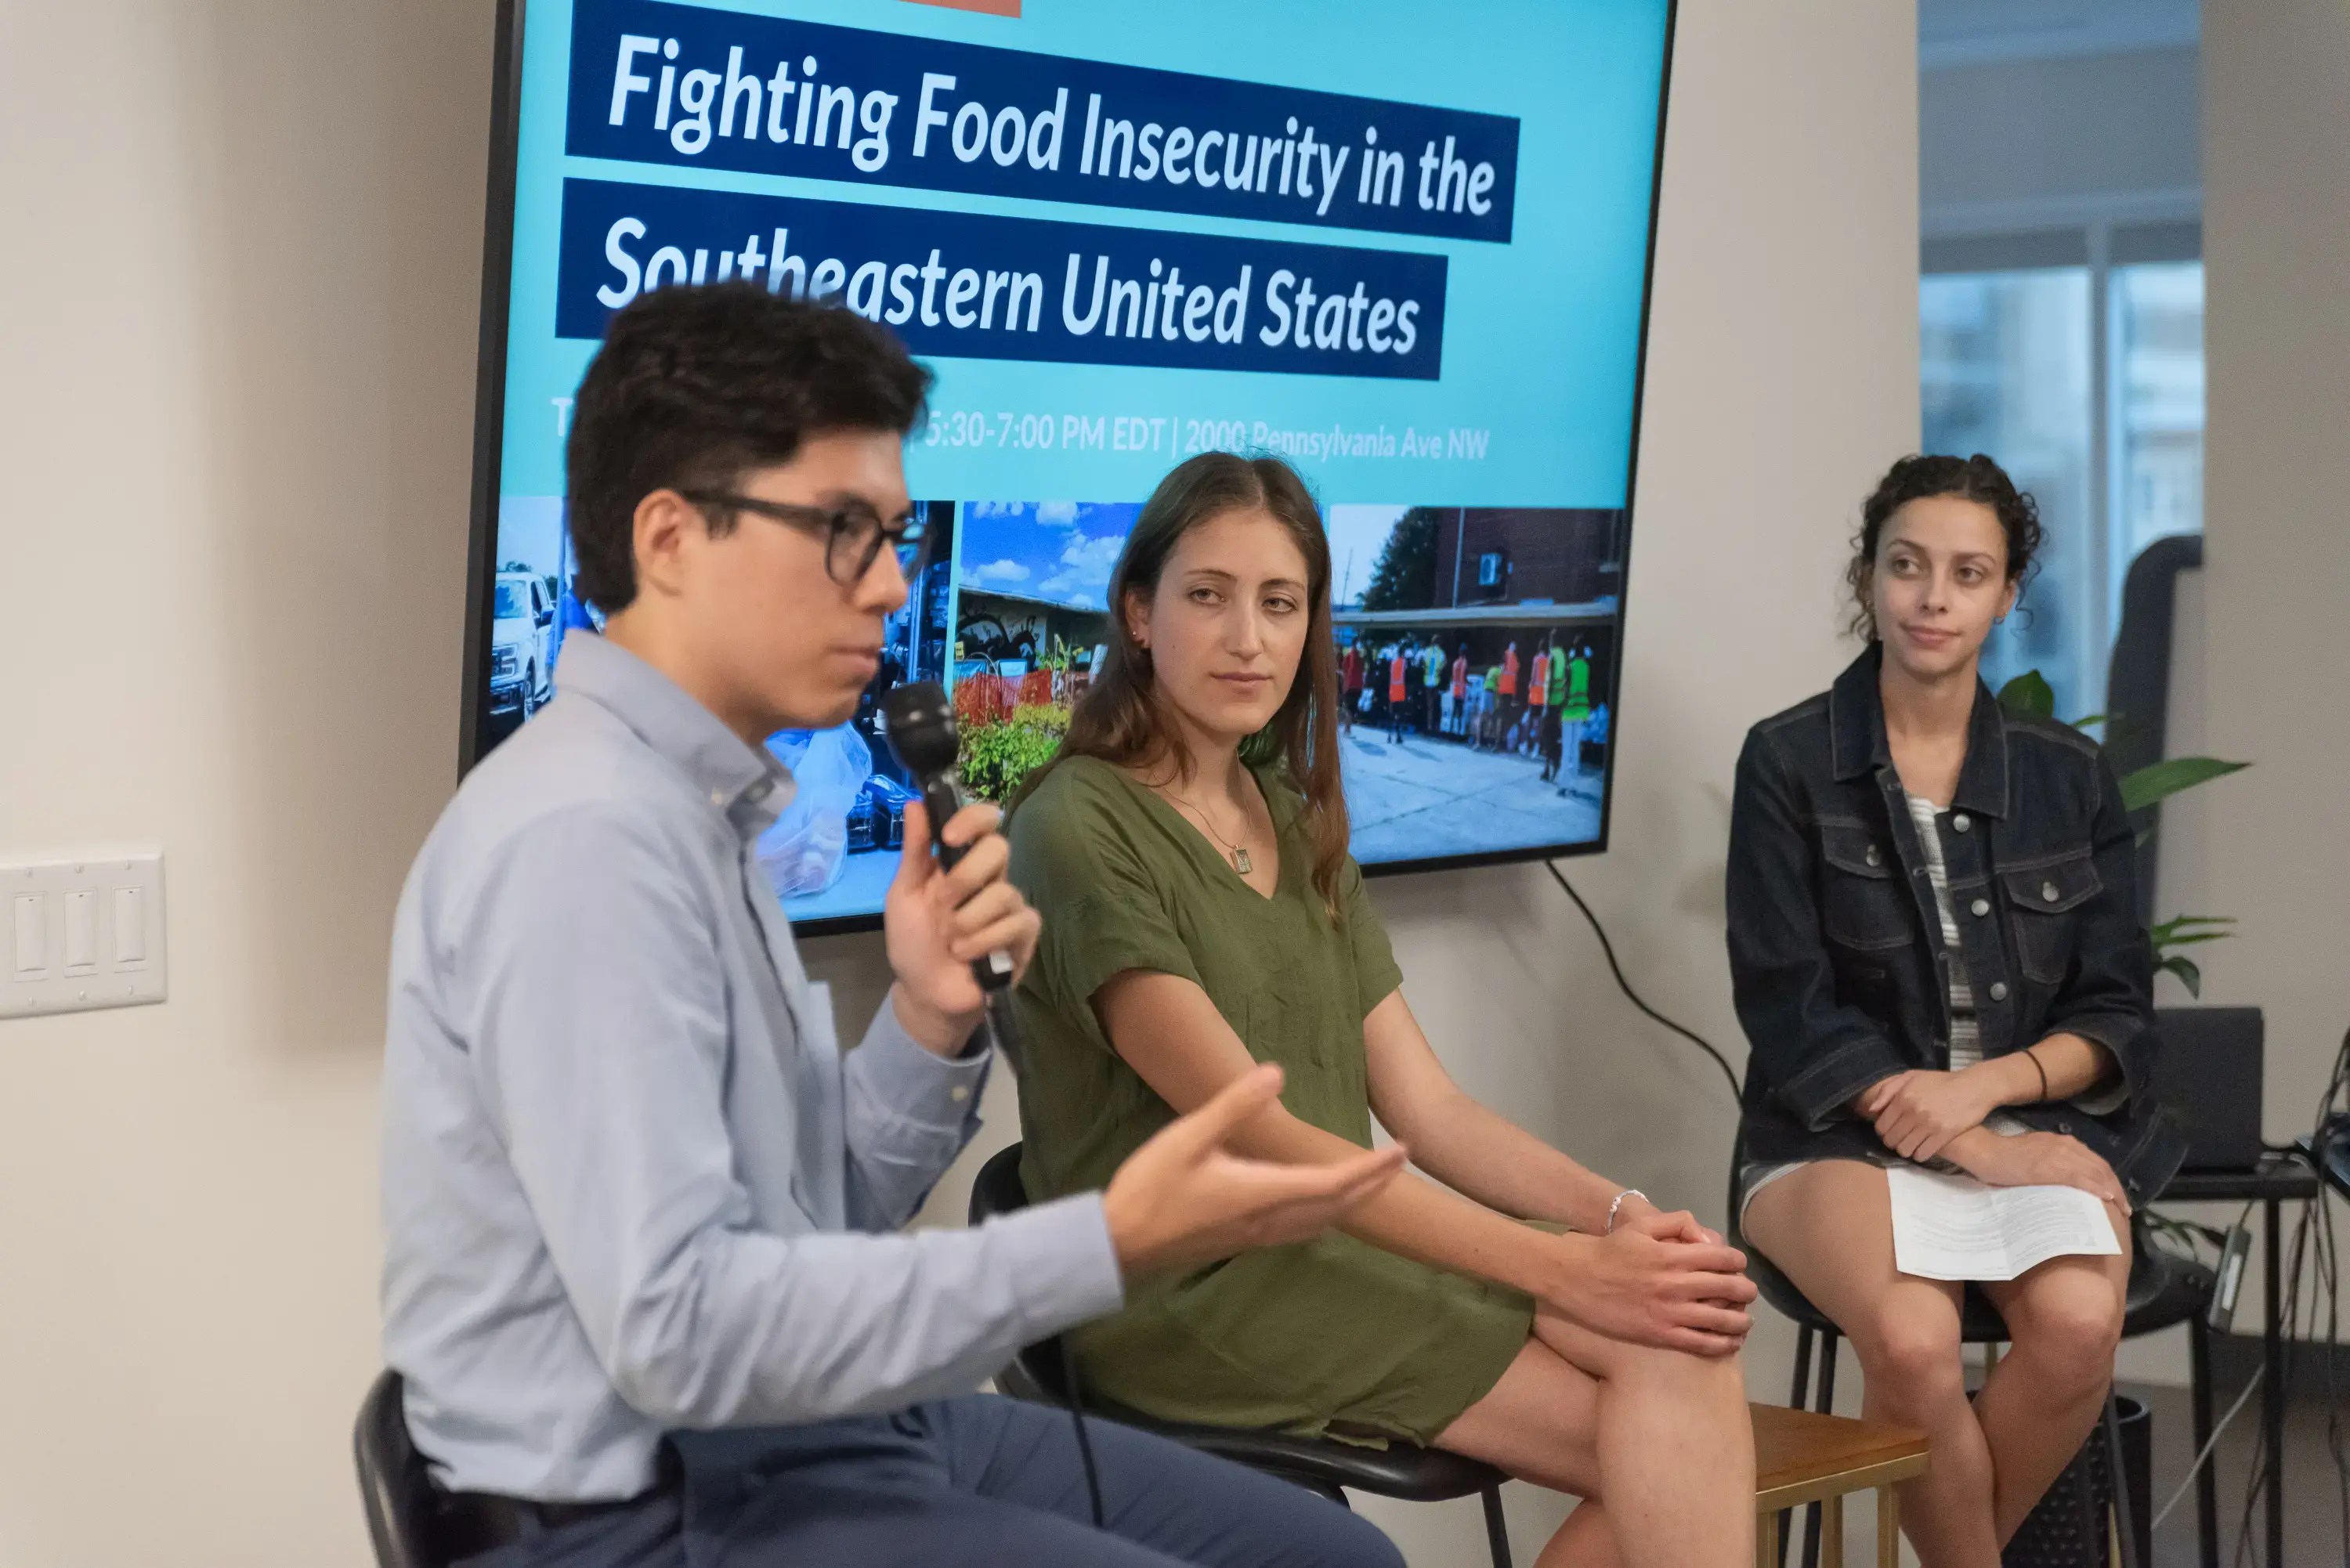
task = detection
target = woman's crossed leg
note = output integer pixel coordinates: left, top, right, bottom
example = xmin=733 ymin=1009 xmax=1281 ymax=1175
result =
xmin=1434 ymin=1317 xmax=1754 ymax=1568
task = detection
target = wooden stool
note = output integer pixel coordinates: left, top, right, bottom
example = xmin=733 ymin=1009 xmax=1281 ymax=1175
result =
xmin=1752 ymin=1403 xmax=1929 ymax=1568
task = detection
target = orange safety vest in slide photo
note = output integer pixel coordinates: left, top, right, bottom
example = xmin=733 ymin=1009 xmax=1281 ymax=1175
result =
xmin=1389 ymin=655 xmax=1407 ymax=701
xmin=1500 ymin=649 xmax=1518 ymax=695
xmin=1451 ymin=655 xmax=1468 ymax=698
xmin=1529 ymin=652 xmax=1550 ymax=707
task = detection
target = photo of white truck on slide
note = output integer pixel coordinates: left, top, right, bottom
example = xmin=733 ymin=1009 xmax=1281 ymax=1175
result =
xmin=487 ymin=571 xmax=556 ymax=721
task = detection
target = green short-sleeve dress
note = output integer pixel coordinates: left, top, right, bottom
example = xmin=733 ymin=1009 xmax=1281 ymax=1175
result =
xmin=1006 ymin=755 xmax=1532 ymax=1445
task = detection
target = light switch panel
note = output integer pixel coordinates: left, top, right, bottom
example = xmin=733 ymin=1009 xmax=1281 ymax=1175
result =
xmin=12 ymin=894 xmax=43 ymax=976
xmin=1 ymin=853 xmax=167 ymax=1019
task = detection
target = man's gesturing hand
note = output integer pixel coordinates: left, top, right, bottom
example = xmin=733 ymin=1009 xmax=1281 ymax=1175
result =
xmin=1104 ymin=1064 xmax=1408 ymax=1280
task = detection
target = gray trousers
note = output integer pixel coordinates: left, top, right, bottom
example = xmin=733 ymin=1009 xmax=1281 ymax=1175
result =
xmin=462 ymin=1393 xmax=1403 ymax=1568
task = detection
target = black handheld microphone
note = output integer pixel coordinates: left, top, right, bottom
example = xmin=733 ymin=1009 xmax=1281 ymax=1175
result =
xmin=882 ymin=681 xmax=1016 ymax=994
xmin=888 ymin=680 xmax=1094 ymax=1522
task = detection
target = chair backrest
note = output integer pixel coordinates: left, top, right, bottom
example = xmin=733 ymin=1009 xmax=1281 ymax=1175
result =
xmin=969 ymin=1140 xmax=1031 ymax=1227
xmin=353 ymin=1370 xmax=446 ymax=1568
xmin=2104 ymin=533 xmax=2204 ymax=926
xmin=967 ymin=1142 xmax=1074 ymax=1404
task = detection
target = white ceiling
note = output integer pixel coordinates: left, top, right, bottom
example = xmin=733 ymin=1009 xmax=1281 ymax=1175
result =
xmin=1920 ymin=0 xmax=2200 ymax=69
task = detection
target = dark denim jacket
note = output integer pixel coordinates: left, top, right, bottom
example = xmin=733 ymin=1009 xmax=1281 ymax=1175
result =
xmin=1726 ymin=646 xmax=2186 ymax=1205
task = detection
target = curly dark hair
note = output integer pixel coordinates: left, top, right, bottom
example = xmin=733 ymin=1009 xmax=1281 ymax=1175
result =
xmin=565 ymin=282 xmax=933 ymax=614
xmin=1846 ymin=452 xmax=2044 ymax=641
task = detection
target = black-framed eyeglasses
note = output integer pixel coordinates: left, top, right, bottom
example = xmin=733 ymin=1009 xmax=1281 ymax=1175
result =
xmin=681 ymin=492 xmax=927 ymax=587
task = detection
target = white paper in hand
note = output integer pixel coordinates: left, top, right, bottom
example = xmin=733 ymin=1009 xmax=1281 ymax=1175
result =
xmin=1887 ymin=1165 xmax=2121 ymax=1282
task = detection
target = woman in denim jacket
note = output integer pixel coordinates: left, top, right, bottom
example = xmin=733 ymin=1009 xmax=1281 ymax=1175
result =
xmin=1726 ymin=454 xmax=2183 ymax=1568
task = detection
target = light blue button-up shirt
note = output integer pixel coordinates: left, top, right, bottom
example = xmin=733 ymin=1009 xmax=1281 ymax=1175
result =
xmin=380 ymin=634 xmax=1123 ymax=1501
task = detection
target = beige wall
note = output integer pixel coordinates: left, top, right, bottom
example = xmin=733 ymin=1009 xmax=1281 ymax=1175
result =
xmin=0 ymin=5 xmax=494 ymax=1564
xmin=2189 ymin=0 xmax=2350 ymax=1295
xmin=0 ymin=2 xmax=1915 ymax=1564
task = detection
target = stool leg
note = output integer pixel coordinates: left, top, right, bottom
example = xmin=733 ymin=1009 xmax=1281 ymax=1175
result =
xmin=1757 ymin=1506 xmax=1780 ymax=1568
xmin=1875 ymin=1484 xmax=1900 ymax=1568
xmin=1802 ymin=1335 xmax=1838 ymax=1568
xmin=1820 ymin=1492 xmax=1844 ymax=1567
xmin=2102 ymin=1393 xmax=2138 ymax=1568
xmin=1480 ymin=1483 xmax=1513 ymax=1568
xmin=1781 ymin=1328 xmax=1814 ymax=1568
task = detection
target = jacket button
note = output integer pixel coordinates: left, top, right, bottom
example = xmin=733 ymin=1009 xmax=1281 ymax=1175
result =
xmin=1988 ymin=981 xmax=2009 ymax=1001
xmin=1953 ymin=813 xmax=1972 ymax=833
xmin=1865 ymin=844 xmax=1882 ymax=867
xmin=2058 ymin=1120 xmax=2073 ymax=1134
xmin=1971 ymin=897 xmax=1990 ymax=917
xmin=2041 ymin=881 xmax=2060 ymax=902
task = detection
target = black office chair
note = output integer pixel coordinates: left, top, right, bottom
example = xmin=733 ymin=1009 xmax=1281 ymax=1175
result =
xmin=354 ymin=1369 xmax=447 ymax=1568
xmin=969 ymin=1142 xmax=1517 ymax=1568
xmin=1728 ymin=1139 xmax=2213 ymax=1568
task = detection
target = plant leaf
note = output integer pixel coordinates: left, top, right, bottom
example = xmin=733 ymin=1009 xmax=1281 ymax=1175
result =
xmin=2068 ymin=714 xmax=2113 ymax=732
xmin=2156 ymin=954 xmax=2203 ymax=998
xmin=1998 ymin=670 xmax=2055 ymax=720
xmin=2120 ymin=757 xmax=2251 ymax=814
xmin=2151 ymin=914 xmax=2237 ymax=938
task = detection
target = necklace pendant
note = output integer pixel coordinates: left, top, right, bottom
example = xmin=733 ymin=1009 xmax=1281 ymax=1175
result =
xmin=1233 ymin=847 xmax=1253 ymax=875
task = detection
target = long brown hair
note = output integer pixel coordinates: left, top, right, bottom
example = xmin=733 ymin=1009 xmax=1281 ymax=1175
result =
xmin=1019 ymin=452 xmax=1351 ymax=915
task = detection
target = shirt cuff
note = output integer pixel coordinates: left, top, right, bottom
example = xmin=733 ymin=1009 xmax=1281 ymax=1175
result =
xmin=853 ymin=999 xmax=992 ymax=1138
xmin=2071 ymin=1078 xmax=2131 ymax=1116
xmin=991 ymin=1193 xmax=1127 ymax=1340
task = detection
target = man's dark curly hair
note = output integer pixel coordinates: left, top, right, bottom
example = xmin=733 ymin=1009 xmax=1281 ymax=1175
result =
xmin=565 ymin=282 xmax=933 ymax=614
xmin=1846 ymin=452 xmax=2044 ymax=641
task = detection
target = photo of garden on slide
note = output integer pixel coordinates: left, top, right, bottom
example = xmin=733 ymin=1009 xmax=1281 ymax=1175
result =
xmin=952 ymin=500 xmax=1129 ymax=804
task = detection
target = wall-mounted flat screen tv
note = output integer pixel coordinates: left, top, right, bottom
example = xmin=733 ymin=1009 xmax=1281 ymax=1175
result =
xmin=464 ymin=0 xmax=1675 ymax=933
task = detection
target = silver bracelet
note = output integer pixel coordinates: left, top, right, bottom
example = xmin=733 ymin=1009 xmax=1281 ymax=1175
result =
xmin=1605 ymin=1188 xmax=1647 ymax=1234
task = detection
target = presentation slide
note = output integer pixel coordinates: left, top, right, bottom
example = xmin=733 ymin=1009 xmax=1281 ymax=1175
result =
xmin=477 ymin=0 xmax=1670 ymax=928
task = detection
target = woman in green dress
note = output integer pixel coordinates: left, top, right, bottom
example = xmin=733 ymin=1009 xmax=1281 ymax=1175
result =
xmin=1007 ymin=453 xmax=1757 ymax=1568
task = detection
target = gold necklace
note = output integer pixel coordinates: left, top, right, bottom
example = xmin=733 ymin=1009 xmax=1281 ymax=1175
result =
xmin=1162 ymin=787 xmax=1255 ymax=876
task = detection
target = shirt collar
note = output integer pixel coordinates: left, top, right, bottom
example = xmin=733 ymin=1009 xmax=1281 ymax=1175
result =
xmin=554 ymin=634 xmax=796 ymax=837
xmin=1827 ymin=642 xmax=2011 ymax=818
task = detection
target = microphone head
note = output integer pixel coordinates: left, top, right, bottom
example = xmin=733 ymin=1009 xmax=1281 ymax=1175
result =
xmin=882 ymin=681 xmax=960 ymax=777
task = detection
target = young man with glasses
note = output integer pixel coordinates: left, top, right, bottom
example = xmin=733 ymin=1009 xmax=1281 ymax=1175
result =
xmin=379 ymin=283 xmax=1408 ymax=1568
